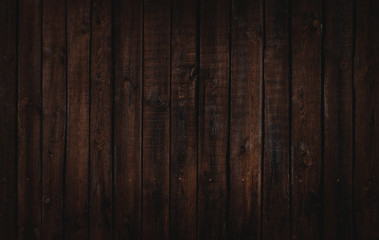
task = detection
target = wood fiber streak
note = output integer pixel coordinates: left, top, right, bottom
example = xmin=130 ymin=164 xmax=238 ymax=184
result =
xmin=42 ymin=0 xmax=66 ymax=239
xmin=113 ymin=0 xmax=142 ymax=239
xmin=354 ymin=0 xmax=379 ymax=238
xmin=90 ymin=0 xmax=113 ymax=239
xmin=65 ymin=0 xmax=90 ymax=239
xmin=18 ymin=0 xmax=42 ymax=238
xmin=198 ymin=0 xmax=230 ymax=239
xmin=291 ymin=0 xmax=322 ymax=239
xmin=142 ymin=0 xmax=171 ymax=239
xmin=0 ymin=0 xmax=17 ymax=238
xmin=230 ymin=0 xmax=263 ymax=239
xmin=263 ymin=0 xmax=290 ymax=239
xmin=170 ymin=0 xmax=198 ymax=239
xmin=324 ymin=0 xmax=354 ymax=238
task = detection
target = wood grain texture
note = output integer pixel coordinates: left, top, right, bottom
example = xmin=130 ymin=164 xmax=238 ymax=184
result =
xmin=291 ymin=0 xmax=322 ymax=239
xmin=198 ymin=0 xmax=230 ymax=239
xmin=142 ymin=0 xmax=171 ymax=239
xmin=324 ymin=0 xmax=354 ymax=238
xmin=65 ymin=0 xmax=91 ymax=238
xmin=90 ymin=0 xmax=113 ymax=239
xmin=18 ymin=0 xmax=42 ymax=238
xmin=354 ymin=0 xmax=379 ymax=238
xmin=263 ymin=0 xmax=290 ymax=238
xmin=170 ymin=0 xmax=198 ymax=239
xmin=113 ymin=0 xmax=142 ymax=238
xmin=0 ymin=0 xmax=17 ymax=238
xmin=41 ymin=0 xmax=66 ymax=239
xmin=229 ymin=0 xmax=263 ymax=239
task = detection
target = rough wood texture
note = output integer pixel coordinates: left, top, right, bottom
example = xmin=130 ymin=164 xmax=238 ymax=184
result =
xmin=65 ymin=0 xmax=91 ymax=239
xmin=0 ymin=0 xmax=17 ymax=238
xmin=324 ymin=0 xmax=354 ymax=238
xmin=142 ymin=0 xmax=171 ymax=239
xmin=170 ymin=0 xmax=198 ymax=239
xmin=90 ymin=0 xmax=113 ymax=239
xmin=18 ymin=0 xmax=42 ymax=238
xmin=230 ymin=0 xmax=263 ymax=239
xmin=291 ymin=0 xmax=322 ymax=239
xmin=113 ymin=0 xmax=142 ymax=239
xmin=41 ymin=0 xmax=66 ymax=239
xmin=263 ymin=0 xmax=290 ymax=238
xmin=198 ymin=0 xmax=230 ymax=239
xmin=354 ymin=0 xmax=379 ymax=238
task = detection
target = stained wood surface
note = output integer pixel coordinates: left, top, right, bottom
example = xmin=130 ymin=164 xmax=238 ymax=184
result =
xmin=324 ymin=0 xmax=354 ymax=239
xmin=0 ymin=0 xmax=378 ymax=239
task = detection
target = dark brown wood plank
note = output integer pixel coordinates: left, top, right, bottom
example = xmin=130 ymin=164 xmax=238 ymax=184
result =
xmin=229 ymin=0 xmax=263 ymax=239
xmin=0 ymin=0 xmax=17 ymax=238
xmin=90 ymin=0 xmax=113 ymax=239
xmin=324 ymin=0 xmax=354 ymax=238
xmin=142 ymin=0 xmax=170 ymax=239
xmin=354 ymin=0 xmax=379 ymax=238
xmin=170 ymin=0 xmax=198 ymax=239
xmin=262 ymin=0 xmax=290 ymax=238
xmin=65 ymin=0 xmax=91 ymax=238
xmin=291 ymin=0 xmax=322 ymax=239
xmin=18 ymin=0 xmax=42 ymax=238
xmin=113 ymin=0 xmax=142 ymax=238
xmin=41 ymin=0 xmax=66 ymax=239
xmin=198 ymin=0 xmax=230 ymax=239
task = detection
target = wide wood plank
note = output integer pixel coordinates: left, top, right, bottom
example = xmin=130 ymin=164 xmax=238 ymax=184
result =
xmin=41 ymin=0 xmax=66 ymax=239
xmin=263 ymin=0 xmax=290 ymax=238
xmin=18 ymin=0 xmax=42 ymax=238
xmin=113 ymin=0 xmax=142 ymax=238
xmin=65 ymin=0 xmax=91 ymax=238
xmin=142 ymin=0 xmax=170 ymax=239
xmin=198 ymin=0 xmax=230 ymax=239
xmin=229 ymin=0 xmax=263 ymax=239
xmin=324 ymin=0 xmax=354 ymax=238
xmin=0 ymin=0 xmax=17 ymax=238
xmin=90 ymin=0 xmax=113 ymax=239
xmin=170 ymin=0 xmax=198 ymax=239
xmin=354 ymin=0 xmax=379 ymax=238
xmin=291 ymin=0 xmax=322 ymax=239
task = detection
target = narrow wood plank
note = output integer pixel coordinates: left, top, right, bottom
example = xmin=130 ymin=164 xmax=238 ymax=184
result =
xmin=229 ymin=0 xmax=263 ymax=238
xmin=142 ymin=0 xmax=170 ymax=239
xmin=170 ymin=0 xmax=198 ymax=238
xmin=113 ymin=0 xmax=142 ymax=238
xmin=18 ymin=0 xmax=42 ymax=238
xmin=41 ymin=0 xmax=66 ymax=239
xmin=263 ymin=0 xmax=290 ymax=238
xmin=0 ymin=0 xmax=17 ymax=238
xmin=354 ymin=0 xmax=379 ymax=238
xmin=65 ymin=0 xmax=91 ymax=238
xmin=324 ymin=0 xmax=354 ymax=238
xmin=198 ymin=0 xmax=230 ymax=239
xmin=291 ymin=0 xmax=322 ymax=239
xmin=90 ymin=0 xmax=113 ymax=239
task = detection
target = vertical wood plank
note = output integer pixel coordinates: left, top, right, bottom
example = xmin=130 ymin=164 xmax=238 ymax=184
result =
xmin=263 ymin=0 xmax=290 ymax=238
xmin=65 ymin=0 xmax=90 ymax=238
xmin=41 ymin=0 xmax=66 ymax=239
xmin=170 ymin=0 xmax=198 ymax=239
xmin=354 ymin=0 xmax=379 ymax=238
xmin=18 ymin=0 xmax=42 ymax=238
xmin=229 ymin=0 xmax=263 ymax=239
xmin=324 ymin=0 xmax=354 ymax=238
xmin=198 ymin=0 xmax=230 ymax=239
xmin=143 ymin=0 xmax=170 ymax=239
xmin=291 ymin=0 xmax=322 ymax=239
xmin=0 ymin=0 xmax=17 ymax=238
xmin=113 ymin=0 xmax=142 ymax=238
xmin=90 ymin=0 xmax=113 ymax=239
